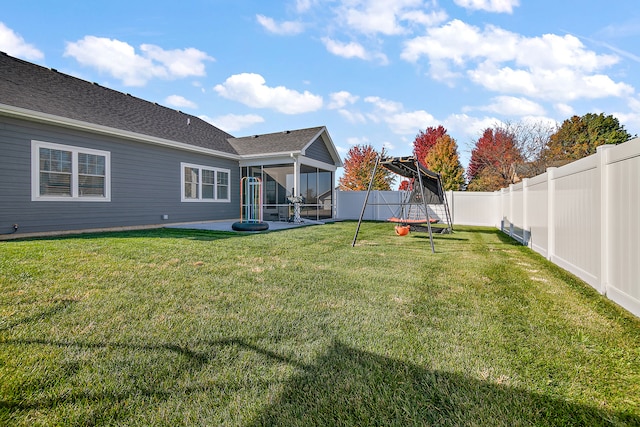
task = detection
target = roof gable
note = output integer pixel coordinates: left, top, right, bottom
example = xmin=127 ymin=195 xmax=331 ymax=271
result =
xmin=228 ymin=127 xmax=324 ymax=155
xmin=229 ymin=126 xmax=342 ymax=166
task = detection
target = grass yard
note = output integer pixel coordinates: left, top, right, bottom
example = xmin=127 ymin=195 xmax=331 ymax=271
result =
xmin=1 ymin=222 xmax=639 ymax=426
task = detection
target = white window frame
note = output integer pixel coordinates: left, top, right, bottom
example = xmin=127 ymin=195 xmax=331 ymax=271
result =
xmin=180 ymin=162 xmax=230 ymax=203
xmin=31 ymin=140 xmax=111 ymax=202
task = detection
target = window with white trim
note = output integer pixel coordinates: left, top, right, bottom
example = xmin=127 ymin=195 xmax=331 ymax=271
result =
xmin=31 ymin=141 xmax=110 ymax=201
xmin=181 ymin=163 xmax=230 ymax=202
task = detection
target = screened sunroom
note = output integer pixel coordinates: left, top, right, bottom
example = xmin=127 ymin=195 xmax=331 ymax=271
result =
xmin=231 ymin=126 xmax=342 ymax=222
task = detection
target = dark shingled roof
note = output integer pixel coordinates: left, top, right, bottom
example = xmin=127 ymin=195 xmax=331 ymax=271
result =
xmin=1 ymin=52 xmax=341 ymax=164
xmin=0 ymin=52 xmax=237 ymax=154
xmin=228 ymin=127 xmax=325 ymax=156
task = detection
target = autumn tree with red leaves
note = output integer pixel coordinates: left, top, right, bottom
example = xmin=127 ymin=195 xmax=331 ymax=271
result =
xmin=467 ymin=127 xmax=523 ymax=191
xmin=413 ymin=125 xmax=447 ymax=167
xmin=398 ymin=180 xmax=412 ymax=191
xmin=412 ymin=125 xmax=464 ymax=190
xmin=338 ymin=145 xmax=395 ymax=191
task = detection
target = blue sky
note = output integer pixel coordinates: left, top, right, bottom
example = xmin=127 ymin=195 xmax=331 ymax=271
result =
xmin=2 ymin=0 xmax=639 ymax=172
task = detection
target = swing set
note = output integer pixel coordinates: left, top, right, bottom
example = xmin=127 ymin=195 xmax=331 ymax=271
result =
xmin=351 ymin=155 xmax=452 ymax=252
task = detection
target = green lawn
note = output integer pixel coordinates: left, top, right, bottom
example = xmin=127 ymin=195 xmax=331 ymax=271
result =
xmin=1 ymin=223 xmax=639 ymax=426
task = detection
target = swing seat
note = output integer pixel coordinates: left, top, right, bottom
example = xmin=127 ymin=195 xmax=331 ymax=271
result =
xmin=387 ymin=217 xmax=438 ymax=224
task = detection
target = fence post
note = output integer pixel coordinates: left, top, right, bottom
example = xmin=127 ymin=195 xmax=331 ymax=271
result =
xmin=547 ymin=167 xmax=557 ymax=262
xmin=598 ymin=145 xmax=613 ymax=296
xmin=500 ymin=187 xmax=507 ymax=232
xmin=522 ymin=178 xmax=530 ymax=246
xmin=509 ymin=184 xmax=515 ymax=239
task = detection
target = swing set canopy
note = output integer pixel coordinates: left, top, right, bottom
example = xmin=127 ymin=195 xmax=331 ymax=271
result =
xmin=379 ymin=156 xmax=444 ymax=204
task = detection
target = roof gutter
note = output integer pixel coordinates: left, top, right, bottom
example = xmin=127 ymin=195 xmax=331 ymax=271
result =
xmin=0 ymin=103 xmax=241 ymax=161
xmin=238 ymin=150 xmax=302 ymax=160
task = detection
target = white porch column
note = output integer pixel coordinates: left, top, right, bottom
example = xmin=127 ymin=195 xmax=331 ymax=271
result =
xmin=292 ymin=155 xmax=300 ymax=197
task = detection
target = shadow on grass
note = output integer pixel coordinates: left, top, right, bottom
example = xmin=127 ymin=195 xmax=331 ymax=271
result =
xmin=251 ymin=340 xmax=638 ymax=426
xmin=0 ymin=299 xmax=77 ymax=332
xmin=2 ymin=335 xmax=636 ymax=425
xmin=4 ymin=227 xmax=247 ymax=243
xmin=411 ymin=234 xmax=469 ymax=242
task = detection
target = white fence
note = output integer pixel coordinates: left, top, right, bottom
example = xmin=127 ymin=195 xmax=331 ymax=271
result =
xmin=335 ymin=137 xmax=640 ymax=317
xmin=335 ymin=190 xmax=500 ymax=226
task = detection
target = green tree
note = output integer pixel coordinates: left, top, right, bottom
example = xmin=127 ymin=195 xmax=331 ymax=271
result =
xmin=424 ymin=135 xmax=465 ymax=191
xmin=544 ymin=113 xmax=632 ymax=164
xmin=338 ymin=145 xmax=395 ymax=191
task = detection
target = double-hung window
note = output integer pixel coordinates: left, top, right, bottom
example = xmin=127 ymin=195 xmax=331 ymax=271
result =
xmin=32 ymin=141 xmax=110 ymax=201
xmin=181 ymin=163 xmax=230 ymax=202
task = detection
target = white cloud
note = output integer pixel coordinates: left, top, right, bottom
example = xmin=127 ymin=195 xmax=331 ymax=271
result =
xmin=402 ymin=20 xmax=518 ymax=64
xmin=165 ymin=95 xmax=198 ymax=109
xmin=613 ymin=95 xmax=640 ymax=134
xmin=0 ymin=22 xmax=44 ymax=60
xmin=443 ymin=113 xmax=503 ymax=145
xmin=296 ymin=0 xmax=318 ymax=13
xmin=627 ymin=94 xmax=640 ymax=113
xmin=469 ymin=62 xmax=634 ymax=101
xmin=382 ymin=141 xmax=396 ymax=150
xmin=201 ymin=113 xmax=265 ymax=132
xmin=256 ymin=14 xmax=304 ymax=35
xmin=323 ymin=38 xmax=368 ymax=60
xmin=328 ymin=91 xmax=359 ymax=109
xmin=64 ymin=36 xmax=213 ymax=86
xmin=401 ymin=9 xmax=448 ymax=27
xmin=364 ymin=96 xmax=403 ymax=114
xmin=453 ymin=0 xmax=520 ymax=13
xmin=470 ymin=96 xmax=546 ymax=116
xmin=554 ymin=103 xmax=575 ymax=117
xmin=338 ymin=109 xmax=367 ymax=123
xmin=336 ymin=145 xmax=349 ymax=155
xmin=337 ymin=0 xmax=427 ymax=36
xmin=346 ymin=136 xmax=370 ymax=145
xmin=322 ymin=37 xmax=388 ymax=64
xmin=214 ymin=73 xmax=323 ymax=114
xmin=402 ymin=21 xmax=619 ymax=70
xmin=385 ymin=109 xmax=438 ymax=134
xmin=401 ymin=19 xmax=632 ymax=102
xmin=140 ymin=44 xmax=212 ymax=78
xmin=517 ymin=33 xmax=618 ymax=72
xmin=362 ymin=95 xmax=437 ymax=134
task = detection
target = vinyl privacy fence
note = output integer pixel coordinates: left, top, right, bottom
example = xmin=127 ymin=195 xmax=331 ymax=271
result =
xmin=336 ymin=137 xmax=640 ymax=318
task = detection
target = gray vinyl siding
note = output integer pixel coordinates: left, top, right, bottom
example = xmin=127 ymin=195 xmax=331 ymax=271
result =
xmin=305 ymin=137 xmax=335 ymax=165
xmin=0 ymin=116 xmax=240 ymax=235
